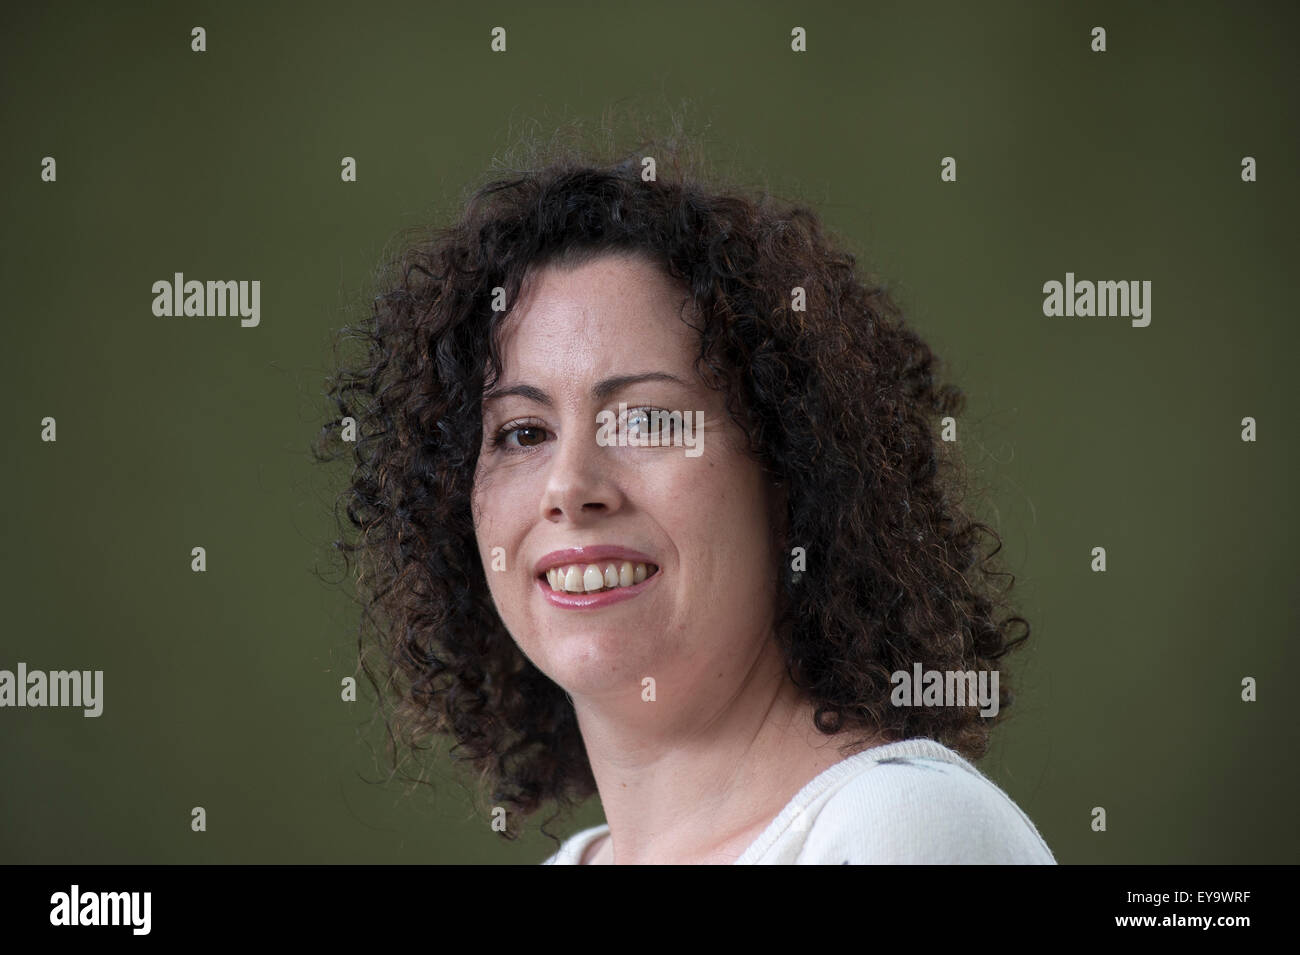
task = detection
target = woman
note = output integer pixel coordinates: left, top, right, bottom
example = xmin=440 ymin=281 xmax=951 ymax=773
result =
xmin=316 ymin=127 xmax=1055 ymax=864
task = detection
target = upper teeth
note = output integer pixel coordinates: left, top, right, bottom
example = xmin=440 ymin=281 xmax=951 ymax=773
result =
xmin=544 ymin=561 xmax=655 ymax=593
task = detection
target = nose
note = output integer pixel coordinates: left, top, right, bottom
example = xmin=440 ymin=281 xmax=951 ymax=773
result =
xmin=539 ymin=421 xmax=622 ymax=523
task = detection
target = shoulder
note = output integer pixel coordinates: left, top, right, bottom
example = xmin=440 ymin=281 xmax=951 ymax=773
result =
xmin=797 ymin=739 xmax=1056 ymax=864
xmin=540 ymin=824 xmax=610 ymax=865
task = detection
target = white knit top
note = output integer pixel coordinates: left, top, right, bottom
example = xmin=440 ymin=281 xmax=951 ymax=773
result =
xmin=542 ymin=737 xmax=1055 ymax=864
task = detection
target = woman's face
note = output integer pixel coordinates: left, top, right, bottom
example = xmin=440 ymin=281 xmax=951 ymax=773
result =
xmin=471 ymin=253 xmax=784 ymax=708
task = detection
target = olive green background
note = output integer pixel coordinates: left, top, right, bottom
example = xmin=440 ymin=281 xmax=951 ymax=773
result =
xmin=2 ymin=0 xmax=1296 ymax=864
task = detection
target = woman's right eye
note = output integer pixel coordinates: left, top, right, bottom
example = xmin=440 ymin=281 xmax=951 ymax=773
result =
xmin=491 ymin=420 xmax=550 ymax=451
xmin=512 ymin=426 xmax=547 ymax=447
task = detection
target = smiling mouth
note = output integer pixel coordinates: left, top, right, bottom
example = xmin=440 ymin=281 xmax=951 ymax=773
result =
xmin=540 ymin=561 xmax=660 ymax=594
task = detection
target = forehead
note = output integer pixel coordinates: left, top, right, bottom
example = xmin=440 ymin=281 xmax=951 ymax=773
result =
xmin=492 ymin=253 xmax=698 ymax=383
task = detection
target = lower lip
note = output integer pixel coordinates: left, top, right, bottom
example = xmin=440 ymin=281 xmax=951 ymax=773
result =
xmin=538 ymin=570 xmax=661 ymax=609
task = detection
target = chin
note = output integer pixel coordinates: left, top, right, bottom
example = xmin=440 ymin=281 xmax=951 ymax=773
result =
xmin=532 ymin=628 xmax=656 ymax=697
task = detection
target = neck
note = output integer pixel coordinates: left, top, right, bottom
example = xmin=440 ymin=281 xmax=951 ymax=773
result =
xmin=571 ymin=635 xmax=872 ymax=864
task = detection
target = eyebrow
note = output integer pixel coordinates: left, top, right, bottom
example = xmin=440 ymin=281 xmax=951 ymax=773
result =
xmin=482 ymin=371 xmax=689 ymax=406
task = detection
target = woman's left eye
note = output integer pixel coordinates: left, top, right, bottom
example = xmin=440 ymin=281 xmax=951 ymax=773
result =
xmin=626 ymin=407 xmax=676 ymax=439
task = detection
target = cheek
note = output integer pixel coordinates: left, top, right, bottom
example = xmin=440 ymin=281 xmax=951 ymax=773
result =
xmin=472 ymin=479 xmax=532 ymax=594
xmin=471 ymin=459 xmax=515 ymax=534
xmin=469 ymin=484 xmax=488 ymax=552
xmin=672 ymin=456 xmax=774 ymax=578
xmin=470 ymin=482 xmax=504 ymax=570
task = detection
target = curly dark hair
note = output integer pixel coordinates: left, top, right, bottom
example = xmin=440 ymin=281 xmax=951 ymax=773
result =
xmin=312 ymin=116 xmax=1030 ymax=844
